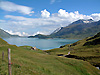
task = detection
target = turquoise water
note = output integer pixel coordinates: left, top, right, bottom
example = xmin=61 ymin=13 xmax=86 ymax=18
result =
xmin=3 ymin=37 xmax=78 ymax=50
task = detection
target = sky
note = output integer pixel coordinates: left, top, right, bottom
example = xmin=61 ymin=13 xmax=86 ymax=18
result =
xmin=0 ymin=0 xmax=100 ymax=36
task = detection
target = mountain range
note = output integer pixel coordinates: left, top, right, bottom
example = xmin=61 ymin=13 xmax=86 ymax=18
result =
xmin=1 ymin=19 xmax=100 ymax=39
xmin=29 ymin=19 xmax=100 ymax=39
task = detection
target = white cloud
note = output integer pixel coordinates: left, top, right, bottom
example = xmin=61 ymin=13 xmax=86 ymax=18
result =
xmin=91 ymin=13 xmax=100 ymax=21
xmin=41 ymin=9 xmax=50 ymax=18
xmin=4 ymin=15 xmax=56 ymax=26
xmin=22 ymin=32 xmax=30 ymax=36
xmin=50 ymin=0 xmax=61 ymax=4
xmin=5 ymin=30 xmax=30 ymax=36
xmin=5 ymin=15 xmax=27 ymax=20
xmin=32 ymin=31 xmax=45 ymax=36
xmin=1 ymin=9 xmax=100 ymax=36
xmin=58 ymin=9 xmax=93 ymax=22
xmin=0 ymin=1 xmax=34 ymax=15
xmin=0 ymin=20 xmax=6 ymax=22
xmin=6 ymin=9 xmax=98 ymax=27
xmin=50 ymin=0 xmax=55 ymax=4
xmin=5 ymin=30 xmax=22 ymax=36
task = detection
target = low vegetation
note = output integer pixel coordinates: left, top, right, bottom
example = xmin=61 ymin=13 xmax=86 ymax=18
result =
xmin=46 ymin=32 xmax=100 ymax=68
xmin=0 ymin=37 xmax=100 ymax=75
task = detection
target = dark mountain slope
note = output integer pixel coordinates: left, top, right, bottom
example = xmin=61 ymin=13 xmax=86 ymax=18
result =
xmin=29 ymin=19 xmax=100 ymax=39
xmin=0 ymin=28 xmax=20 ymax=38
xmin=50 ymin=20 xmax=100 ymax=39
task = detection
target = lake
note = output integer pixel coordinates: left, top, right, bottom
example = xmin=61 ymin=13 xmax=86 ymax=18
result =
xmin=3 ymin=37 xmax=79 ymax=50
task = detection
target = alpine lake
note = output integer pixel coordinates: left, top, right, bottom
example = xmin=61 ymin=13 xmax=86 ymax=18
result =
xmin=3 ymin=37 xmax=79 ymax=50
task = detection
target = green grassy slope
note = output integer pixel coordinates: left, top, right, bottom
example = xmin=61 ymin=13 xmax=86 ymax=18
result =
xmin=46 ymin=32 xmax=100 ymax=67
xmin=0 ymin=38 xmax=100 ymax=75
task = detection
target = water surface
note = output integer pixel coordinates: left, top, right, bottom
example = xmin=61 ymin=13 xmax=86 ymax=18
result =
xmin=3 ymin=37 xmax=78 ymax=50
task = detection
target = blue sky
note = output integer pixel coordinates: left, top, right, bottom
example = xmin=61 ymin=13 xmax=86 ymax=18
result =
xmin=0 ymin=0 xmax=100 ymax=36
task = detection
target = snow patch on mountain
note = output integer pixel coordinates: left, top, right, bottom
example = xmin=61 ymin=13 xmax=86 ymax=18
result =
xmin=51 ymin=27 xmax=62 ymax=34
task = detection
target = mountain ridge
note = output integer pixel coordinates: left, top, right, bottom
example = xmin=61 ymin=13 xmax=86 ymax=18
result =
xmin=30 ymin=19 xmax=100 ymax=39
xmin=69 ymin=19 xmax=94 ymax=26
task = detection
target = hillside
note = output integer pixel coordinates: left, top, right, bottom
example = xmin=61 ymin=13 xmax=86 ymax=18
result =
xmin=0 ymin=38 xmax=100 ymax=74
xmin=0 ymin=29 xmax=11 ymax=38
xmin=46 ymin=32 xmax=100 ymax=68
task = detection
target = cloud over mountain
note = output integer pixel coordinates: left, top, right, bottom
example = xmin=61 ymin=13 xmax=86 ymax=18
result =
xmin=1 ymin=8 xmax=100 ymax=36
xmin=58 ymin=9 xmax=93 ymax=22
xmin=91 ymin=13 xmax=100 ymax=21
xmin=5 ymin=30 xmax=30 ymax=36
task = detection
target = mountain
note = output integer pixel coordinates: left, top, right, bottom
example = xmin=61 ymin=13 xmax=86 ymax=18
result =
xmin=0 ymin=28 xmax=19 ymax=38
xmin=69 ymin=19 xmax=94 ymax=25
xmin=0 ymin=28 xmax=11 ymax=38
xmin=50 ymin=19 xmax=100 ymax=39
xmin=28 ymin=34 xmax=50 ymax=39
xmin=28 ymin=19 xmax=100 ymax=39
xmin=51 ymin=27 xmax=63 ymax=34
